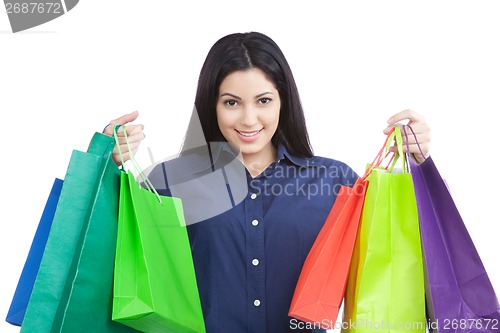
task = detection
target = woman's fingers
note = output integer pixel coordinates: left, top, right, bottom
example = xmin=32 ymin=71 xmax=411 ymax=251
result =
xmin=384 ymin=109 xmax=431 ymax=162
xmin=112 ymin=124 xmax=145 ymax=145
xmin=103 ymin=111 xmax=145 ymax=166
xmin=103 ymin=111 xmax=140 ymax=136
xmin=387 ymin=109 xmax=425 ymax=126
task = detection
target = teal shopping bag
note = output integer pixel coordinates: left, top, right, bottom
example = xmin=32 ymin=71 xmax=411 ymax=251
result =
xmin=20 ymin=132 xmax=139 ymax=333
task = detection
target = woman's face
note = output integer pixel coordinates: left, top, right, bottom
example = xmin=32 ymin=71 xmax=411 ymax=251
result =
xmin=216 ymin=68 xmax=281 ymax=163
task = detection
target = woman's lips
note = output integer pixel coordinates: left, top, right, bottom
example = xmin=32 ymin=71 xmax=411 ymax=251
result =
xmin=235 ymin=128 xmax=263 ymax=142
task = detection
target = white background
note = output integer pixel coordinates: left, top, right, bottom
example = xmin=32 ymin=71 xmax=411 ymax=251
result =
xmin=1 ymin=1 xmax=499 ymax=332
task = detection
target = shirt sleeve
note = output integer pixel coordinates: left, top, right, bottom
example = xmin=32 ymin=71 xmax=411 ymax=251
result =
xmin=338 ymin=161 xmax=360 ymax=188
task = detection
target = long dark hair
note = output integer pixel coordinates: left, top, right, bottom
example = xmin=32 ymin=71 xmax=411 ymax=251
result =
xmin=184 ymin=31 xmax=313 ymax=158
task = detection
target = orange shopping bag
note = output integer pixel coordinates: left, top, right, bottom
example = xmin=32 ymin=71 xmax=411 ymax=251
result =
xmin=288 ymin=129 xmax=396 ymax=328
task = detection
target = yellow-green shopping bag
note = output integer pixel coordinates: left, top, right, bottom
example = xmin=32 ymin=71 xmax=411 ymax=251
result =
xmin=343 ymin=127 xmax=426 ymax=333
xmin=111 ymin=127 xmax=206 ymax=333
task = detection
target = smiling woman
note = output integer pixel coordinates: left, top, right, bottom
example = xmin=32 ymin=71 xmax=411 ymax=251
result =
xmin=216 ymin=68 xmax=281 ymax=177
xmin=103 ymin=31 xmax=432 ymax=333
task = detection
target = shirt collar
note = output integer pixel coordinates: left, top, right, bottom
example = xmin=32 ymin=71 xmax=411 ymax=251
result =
xmin=277 ymin=144 xmax=314 ymax=167
xmin=169 ymin=142 xmax=314 ymax=177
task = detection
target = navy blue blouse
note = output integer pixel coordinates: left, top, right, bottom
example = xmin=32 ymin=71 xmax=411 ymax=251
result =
xmin=147 ymin=144 xmax=359 ymax=333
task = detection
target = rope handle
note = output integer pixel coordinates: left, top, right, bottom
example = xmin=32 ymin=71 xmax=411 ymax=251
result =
xmin=113 ymin=125 xmax=163 ymax=204
xmin=362 ymin=126 xmax=408 ymax=180
xmin=386 ymin=126 xmax=408 ymax=174
xmin=402 ymin=125 xmax=427 ymax=163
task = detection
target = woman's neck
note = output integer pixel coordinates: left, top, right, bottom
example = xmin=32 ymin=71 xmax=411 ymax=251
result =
xmin=241 ymin=146 xmax=278 ymax=178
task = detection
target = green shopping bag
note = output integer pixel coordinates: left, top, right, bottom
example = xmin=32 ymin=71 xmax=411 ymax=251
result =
xmin=20 ymin=132 xmax=139 ymax=333
xmin=343 ymin=127 xmax=426 ymax=333
xmin=112 ymin=127 xmax=206 ymax=333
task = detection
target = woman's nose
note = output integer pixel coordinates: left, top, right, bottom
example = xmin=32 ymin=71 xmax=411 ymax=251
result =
xmin=240 ymin=106 xmax=259 ymax=127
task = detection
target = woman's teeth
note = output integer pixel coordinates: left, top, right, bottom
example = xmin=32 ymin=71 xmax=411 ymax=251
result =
xmin=237 ymin=130 xmax=261 ymax=137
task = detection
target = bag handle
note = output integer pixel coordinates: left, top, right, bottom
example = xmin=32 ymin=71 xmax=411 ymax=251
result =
xmin=362 ymin=126 xmax=407 ymax=180
xmin=362 ymin=127 xmax=394 ymax=180
xmin=402 ymin=125 xmax=427 ymax=163
xmin=113 ymin=125 xmax=163 ymax=204
xmin=386 ymin=126 xmax=408 ymax=174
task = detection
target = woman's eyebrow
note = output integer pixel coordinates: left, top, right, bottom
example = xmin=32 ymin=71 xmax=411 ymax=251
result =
xmin=219 ymin=92 xmax=274 ymax=99
xmin=220 ymin=92 xmax=241 ymax=99
xmin=255 ymin=92 xmax=274 ymax=98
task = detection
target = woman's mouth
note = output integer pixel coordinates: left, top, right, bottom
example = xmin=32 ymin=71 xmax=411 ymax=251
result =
xmin=235 ymin=129 xmax=263 ymax=142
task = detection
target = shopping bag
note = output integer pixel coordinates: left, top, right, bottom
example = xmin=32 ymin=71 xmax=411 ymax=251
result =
xmin=403 ymin=126 xmax=500 ymax=332
xmin=288 ymin=130 xmax=401 ymax=326
xmin=6 ymin=178 xmax=63 ymax=326
xmin=343 ymin=127 xmax=426 ymax=333
xmin=112 ymin=127 xmax=206 ymax=333
xmin=288 ymin=178 xmax=367 ymax=327
xmin=20 ymin=132 xmax=139 ymax=333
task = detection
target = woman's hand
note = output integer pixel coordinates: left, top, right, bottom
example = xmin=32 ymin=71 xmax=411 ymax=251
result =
xmin=384 ymin=109 xmax=431 ymax=163
xmin=103 ymin=111 xmax=145 ymax=166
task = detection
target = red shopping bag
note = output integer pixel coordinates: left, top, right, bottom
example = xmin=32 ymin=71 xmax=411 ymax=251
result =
xmin=288 ymin=179 xmax=367 ymax=326
xmin=288 ymin=130 xmax=395 ymax=327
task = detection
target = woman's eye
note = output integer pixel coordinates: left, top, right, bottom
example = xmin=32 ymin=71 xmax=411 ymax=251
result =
xmin=259 ymin=98 xmax=271 ymax=104
xmin=224 ymin=100 xmax=238 ymax=107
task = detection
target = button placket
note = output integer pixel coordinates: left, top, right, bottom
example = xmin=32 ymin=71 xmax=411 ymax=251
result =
xmin=245 ymin=179 xmax=266 ymax=332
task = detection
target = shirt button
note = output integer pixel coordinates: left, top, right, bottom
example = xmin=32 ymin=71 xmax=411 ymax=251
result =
xmin=254 ymin=299 xmax=261 ymax=307
xmin=252 ymin=259 xmax=259 ymax=266
xmin=250 ymin=193 xmax=257 ymax=200
xmin=251 ymin=219 xmax=259 ymax=226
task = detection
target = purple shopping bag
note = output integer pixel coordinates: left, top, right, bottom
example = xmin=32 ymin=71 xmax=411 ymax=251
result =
xmin=404 ymin=126 xmax=500 ymax=333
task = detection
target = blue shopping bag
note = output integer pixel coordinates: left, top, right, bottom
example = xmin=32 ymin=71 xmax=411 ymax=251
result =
xmin=6 ymin=178 xmax=63 ymax=326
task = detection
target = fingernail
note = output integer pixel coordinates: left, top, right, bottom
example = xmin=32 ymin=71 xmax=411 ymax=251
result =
xmin=387 ymin=117 xmax=393 ymax=124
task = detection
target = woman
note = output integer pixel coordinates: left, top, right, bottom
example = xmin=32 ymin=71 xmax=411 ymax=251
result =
xmin=104 ymin=32 xmax=430 ymax=333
